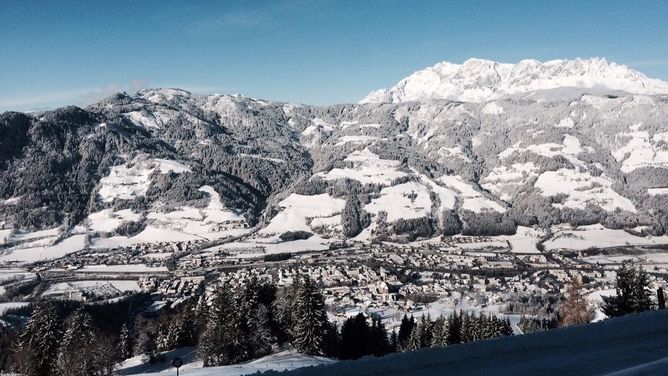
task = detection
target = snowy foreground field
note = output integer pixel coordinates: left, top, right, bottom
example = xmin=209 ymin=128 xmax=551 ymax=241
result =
xmin=272 ymin=311 xmax=668 ymax=376
xmin=119 ymin=349 xmax=334 ymax=376
xmin=120 ymin=311 xmax=668 ymax=376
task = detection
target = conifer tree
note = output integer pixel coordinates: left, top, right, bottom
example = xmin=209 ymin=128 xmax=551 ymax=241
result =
xmin=368 ymin=317 xmax=391 ymax=357
xmin=198 ymin=288 xmax=241 ymax=366
xmin=448 ymin=311 xmax=462 ymax=345
xmin=56 ymin=309 xmax=97 ymax=376
xmin=397 ymin=314 xmax=414 ymax=351
xmin=603 ymin=260 xmax=653 ymax=316
xmin=15 ymin=302 xmax=61 ymax=376
xmin=431 ymin=315 xmax=449 ymax=347
xmin=119 ymin=323 xmax=131 ymax=360
xmin=293 ymin=278 xmax=328 ymax=356
xmin=389 ymin=329 xmax=398 ymax=352
xmin=340 ymin=313 xmax=370 ymax=359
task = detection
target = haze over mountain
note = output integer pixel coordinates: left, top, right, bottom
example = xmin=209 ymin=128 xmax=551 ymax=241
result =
xmin=1 ymin=57 xmax=668 ymax=262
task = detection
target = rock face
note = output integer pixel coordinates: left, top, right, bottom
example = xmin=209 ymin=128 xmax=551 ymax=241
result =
xmin=1 ymin=59 xmax=668 ymax=244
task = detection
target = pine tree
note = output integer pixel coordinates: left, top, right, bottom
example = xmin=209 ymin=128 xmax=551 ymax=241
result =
xmin=603 ymin=260 xmax=653 ymax=316
xmin=559 ymin=276 xmax=591 ymax=327
xmin=448 ymin=311 xmax=462 ymax=345
xmin=368 ymin=317 xmax=390 ymax=357
xmin=397 ymin=314 xmax=414 ymax=351
xmin=56 ymin=309 xmax=98 ymax=376
xmin=431 ymin=315 xmax=449 ymax=347
xmin=389 ymin=329 xmax=398 ymax=352
xmin=277 ymin=277 xmax=302 ymax=344
xmin=408 ymin=315 xmax=433 ymax=350
xmin=293 ymin=277 xmax=328 ymax=355
xmin=15 ymin=302 xmax=61 ymax=376
xmin=198 ymin=287 xmax=242 ymax=366
xmin=119 ymin=323 xmax=131 ymax=360
xmin=340 ymin=313 xmax=370 ymax=359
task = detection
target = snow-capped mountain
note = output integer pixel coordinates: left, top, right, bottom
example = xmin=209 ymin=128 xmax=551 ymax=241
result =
xmin=1 ymin=58 xmax=668 ymax=262
xmin=361 ymin=58 xmax=668 ymax=103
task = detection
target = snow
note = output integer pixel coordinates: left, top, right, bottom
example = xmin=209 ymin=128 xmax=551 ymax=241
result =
xmin=98 ymin=155 xmax=190 ymax=203
xmin=239 ymin=153 xmax=286 ymax=164
xmin=120 ymin=348 xmax=334 ymax=376
xmin=437 ymin=146 xmax=471 ymax=162
xmin=544 ymin=224 xmax=668 ymax=251
xmin=92 ymin=228 xmax=203 ymax=249
xmin=417 ymin=172 xmax=457 ymax=211
xmin=365 ymin=182 xmax=432 ymax=222
xmin=481 ymin=102 xmax=504 ymax=115
xmin=613 ymin=129 xmax=668 ymax=173
xmin=0 ymin=302 xmax=29 ymax=315
xmin=92 ymin=186 xmax=248 ymax=246
xmin=438 ymin=175 xmax=506 ymax=213
xmin=316 ymin=148 xmax=406 ymax=186
xmin=335 ymin=136 xmax=382 ymax=145
xmin=535 ymin=169 xmax=636 ymax=212
xmin=87 ymin=209 xmax=142 ymax=233
xmin=482 ymin=162 xmax=538 ymax=201
xmin=0 ymin=229 xmax=12 ymax=245
xmin=79 ymin=264 xmax=168 ymax=273
xmin=217 ymin=236 xmax=332 ymax=257
xmin=499 ymin=134 xmax=589 ymax=169
xmin=43 ymin=280 xmax=140 ymax=298
xmin=0 ymin=234 xmax=87 ymax=264
xmin=361 ymin=57 xmax=668 ymax=104
xmin=260 ymin=194 xmax=345 ymax=235
xmin=647 ymin=188 xmax=668 ymax=196
xmin=142 ymin=186 xmax=248 ymax=240
xmin=606 ymin=356 xmax=668 ymax=376
xmin=278 ymin=310 xmax=668 ymax=376
xmin=555 ymin=117 xmax=575 ymax=128
xmin=496 ymin=226 xmax=545 ymax=254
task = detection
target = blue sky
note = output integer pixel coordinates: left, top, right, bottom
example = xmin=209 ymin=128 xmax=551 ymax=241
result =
xmin=1 ymin=0 xmax=667 ymax=111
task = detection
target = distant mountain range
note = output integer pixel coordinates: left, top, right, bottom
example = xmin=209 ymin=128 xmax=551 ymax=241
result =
xmin=361 ymin=58 xmax=668 ymax=103
xmin=1 ymin=58 xmax=668 ymax=258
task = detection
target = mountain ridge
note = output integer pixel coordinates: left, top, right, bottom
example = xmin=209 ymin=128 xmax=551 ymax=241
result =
xmin=361 ymin=57 xmax=668 ymax=103
xmin=1 ymin=59 xmax=668 ymax=263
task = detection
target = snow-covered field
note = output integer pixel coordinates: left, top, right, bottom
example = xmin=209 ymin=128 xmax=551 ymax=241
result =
xmin=260 ymin=193 xmax=345 ymax=236
xmin=0 ymin=234 xmax=87 ymax=264
xmin=119 ymin=348 xmax=334 ymax=376
xmin=437 ymin=175 xmax=505 ymax=213
xmin=42 ymin=280 xmax=139 ymax=298
xmin=97 ymin=155 xmax=190 ymax=203
xmin=275 ymin=310 xmax=668 ymax=376
xmin=545 ymin=224 xmax=668 ymax=251
xmin=316 ymin=148 xmax=407 ymax=186
xmin=365 ymin=182 xmax=432 ymax=222
xmin=535 ymin=169 xmax=636 ymax=213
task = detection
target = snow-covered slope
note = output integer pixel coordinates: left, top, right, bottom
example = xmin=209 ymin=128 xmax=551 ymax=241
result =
xmin=119 ymin=348 xmax=334 ymax=376
xmin=361 ymin=58 xmax=668 ymax=103
xmin=274 ymin=310 xmax=668 ymax=376
xmin=2 ymin=59 xmax=668 ymax=259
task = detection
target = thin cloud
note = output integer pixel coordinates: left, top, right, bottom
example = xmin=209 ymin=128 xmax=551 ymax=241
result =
xmin=188 ymin=0 xmax=313 ymax=35
xmin=190 ymin=10 xmax=269 ymax=34
xmin=0 ymin=80 xmax=150 ymax=113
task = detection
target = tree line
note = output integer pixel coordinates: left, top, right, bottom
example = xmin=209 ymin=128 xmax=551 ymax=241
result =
xmin=1 ymin=276 xmax=519 ymax=374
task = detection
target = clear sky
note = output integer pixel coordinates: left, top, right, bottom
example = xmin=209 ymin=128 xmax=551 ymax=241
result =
xmin=1 ymin=0 xmax=667 ymax=111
